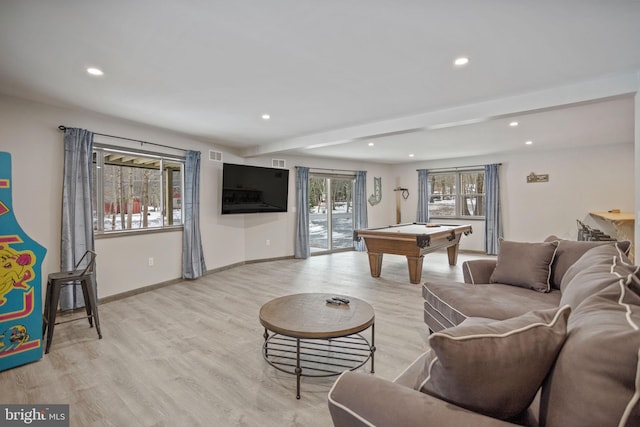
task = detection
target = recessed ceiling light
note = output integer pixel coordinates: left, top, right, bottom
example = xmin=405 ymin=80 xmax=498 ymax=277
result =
xmin=368 ymin=142 xmax=374 ymax=147
xmin=409 ymin=154 xmax=415 ymax=157
xmin=509 ymin=121 xmax=519 ymax=127
xmin=261 ymin=114 xmax=270 ymax=120
xmin=86 ymin=67 xmax=104 ymax=76
xmin=525 ymin=140 xmax=533 ymax=145
xmin=454 ymin=57 xmax=469 ymax=66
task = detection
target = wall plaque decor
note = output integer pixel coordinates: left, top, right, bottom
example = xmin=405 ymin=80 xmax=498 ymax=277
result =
xmin=368 ymin=177 xmax=382 ymax=206
xmin=527 ymin=172 xmax=549 ymax=183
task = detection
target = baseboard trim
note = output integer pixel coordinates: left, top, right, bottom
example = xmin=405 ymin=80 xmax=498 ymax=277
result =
xmin=244 ymin=255 xmax=295 ymax=264
xmin=98 ymin=278 xmax=183 ymax=304
xmin=98 ymin=256 xmax=296 ymax=304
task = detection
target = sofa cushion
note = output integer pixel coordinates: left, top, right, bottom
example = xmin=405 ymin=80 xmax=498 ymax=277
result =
xmin=540 ymin=280 xmax=640 ymax=426
xmin=544 ymin=236 xmax=631 ymax=289
xmin=329 ymin=371 xmax=518 ymax=427
xmin=489 ymin=239 xmax=558 ymax=292
xmin=419 ymin=306 xmax=571 ymax=420
xmin=560 ymin=244 xmax=637 ymax=309
xmin=462 ymin=259 xmax=498 ymax=284
xmin=423 ymin=280 xmax=561 ymax=331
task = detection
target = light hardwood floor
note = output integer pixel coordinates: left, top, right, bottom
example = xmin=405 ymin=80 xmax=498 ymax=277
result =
xmin=1 ymin=250 xmax=489 ymax=427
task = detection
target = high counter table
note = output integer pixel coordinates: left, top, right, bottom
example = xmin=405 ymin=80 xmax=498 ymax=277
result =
xmin=355 ymin=223 xmax=472 ymax=284
xmin=589 ymin=211 xmax=635 ymax=262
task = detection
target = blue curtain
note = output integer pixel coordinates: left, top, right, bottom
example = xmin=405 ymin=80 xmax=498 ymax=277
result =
xmin=416 ymin=169 xmax=430 ymax=223
xmin=353 ymin=171 xmax=368 ymax=251
xmin=485 ymin=163 xmax=503 ymax=255
xmin=294 ymin=166 xmax=310 ymax=259
xmin=61 ymin=128 xmax=95 ymax=310
xmin=183 ymin=150 xmax=207 ymax=278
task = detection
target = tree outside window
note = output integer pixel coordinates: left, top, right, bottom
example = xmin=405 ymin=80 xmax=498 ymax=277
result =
xmin=428 ymin=170 xmax=485 ymax=218
xmin=92 ymin=147 xmax=184 ymax=234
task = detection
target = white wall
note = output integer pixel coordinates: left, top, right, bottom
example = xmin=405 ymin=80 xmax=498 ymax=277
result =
xmin=0 ymin=95 xmax=245 ymax=300
xmin=240 ymin=155 xmax=393 ymax=260
xmin=0 ymin=95 xmax=394 ymax=300
xmin=0 ymin=94 xmax=634 ymax=301
xmin=392 ymin=143 xmax=634 ymax=251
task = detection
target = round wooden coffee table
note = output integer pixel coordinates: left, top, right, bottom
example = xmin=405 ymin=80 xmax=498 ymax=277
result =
xmin=259 ymin=293 xmax=375 ymax=399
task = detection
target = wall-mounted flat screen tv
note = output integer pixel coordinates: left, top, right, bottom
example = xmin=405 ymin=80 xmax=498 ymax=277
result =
xmin=221 ymin=163 xmax=289 ymax=214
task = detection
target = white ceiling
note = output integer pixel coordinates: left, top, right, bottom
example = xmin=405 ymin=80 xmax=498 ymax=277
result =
xmin=1 ymin=1 xmax=638 ymax=164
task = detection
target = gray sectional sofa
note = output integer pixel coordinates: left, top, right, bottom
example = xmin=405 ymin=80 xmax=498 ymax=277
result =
xmin=423 ymin=237 xmax=629 ymax=332
xmin=328 ymin=238 xmax=640 ymax=427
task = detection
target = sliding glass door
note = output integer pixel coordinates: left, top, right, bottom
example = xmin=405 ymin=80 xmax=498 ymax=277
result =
xmin=309 ymin=174 xmax=355 ymax=252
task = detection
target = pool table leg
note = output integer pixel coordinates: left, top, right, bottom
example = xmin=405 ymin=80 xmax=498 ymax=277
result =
xmin=447 ymin=243 xmax=460 ymax=265
xmin=367 ymin=252 xmax=383 ymax=277
xmin=407 ymin=256 xmax=424 ymax=284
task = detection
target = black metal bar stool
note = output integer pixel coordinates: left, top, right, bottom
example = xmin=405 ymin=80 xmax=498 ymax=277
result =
xmin=576 ymin=219 xmax=616 ymax=242
xmin=42 ymin=250 xmax=102 ymax=354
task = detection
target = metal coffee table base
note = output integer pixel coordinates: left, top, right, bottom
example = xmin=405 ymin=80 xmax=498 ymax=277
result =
xmin=262 ymin=325 xmax=375 ymax=399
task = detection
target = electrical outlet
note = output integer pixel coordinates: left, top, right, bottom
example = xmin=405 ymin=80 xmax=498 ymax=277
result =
xmin=266 ymin=240 xmax=270 ymax=246
xmin=148 ymin=257 xmax=154 ymax=266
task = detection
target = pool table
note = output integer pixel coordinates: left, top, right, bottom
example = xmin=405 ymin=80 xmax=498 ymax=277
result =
xmin=355 ymin=223 xmax=473 ymax=284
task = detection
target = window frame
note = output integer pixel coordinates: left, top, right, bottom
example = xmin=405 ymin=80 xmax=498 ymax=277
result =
xmin=92 ymin=143 xmax=185 ymax=237
xmin=308 ymin=172 xmax=356 ymax=253
xmin=428 ymin=169 xmax=485 ymax=220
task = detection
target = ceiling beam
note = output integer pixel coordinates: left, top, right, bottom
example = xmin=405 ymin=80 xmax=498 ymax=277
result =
xmin=241 ymin=72 xmax=639 ymax=158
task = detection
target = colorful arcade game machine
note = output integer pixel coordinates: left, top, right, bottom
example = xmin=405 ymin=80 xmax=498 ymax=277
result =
xmin=0 ymin=152 xmax=47 ymax=371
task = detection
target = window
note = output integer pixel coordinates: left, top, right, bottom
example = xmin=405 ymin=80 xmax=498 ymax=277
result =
xmin=308 ymin=174 xmax=355 ymax=252
xmin=428 ymin=170 xmax=485 ymax=218
xmin=92 ymin=146 xmax=185 ymax=234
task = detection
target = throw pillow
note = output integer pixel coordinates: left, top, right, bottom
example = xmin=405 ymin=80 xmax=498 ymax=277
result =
xmin=489 ymin=239 xmax=558 ymax=292
xmin=543 ymin=236 xmax=631 ymax=289
xmin=541 ymin=282 xmax=640 ymax=426
xmin=559 ymin=244 xmax=637 ymax=309
xmin=420 ymin=305 xmax=571 ymax=420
